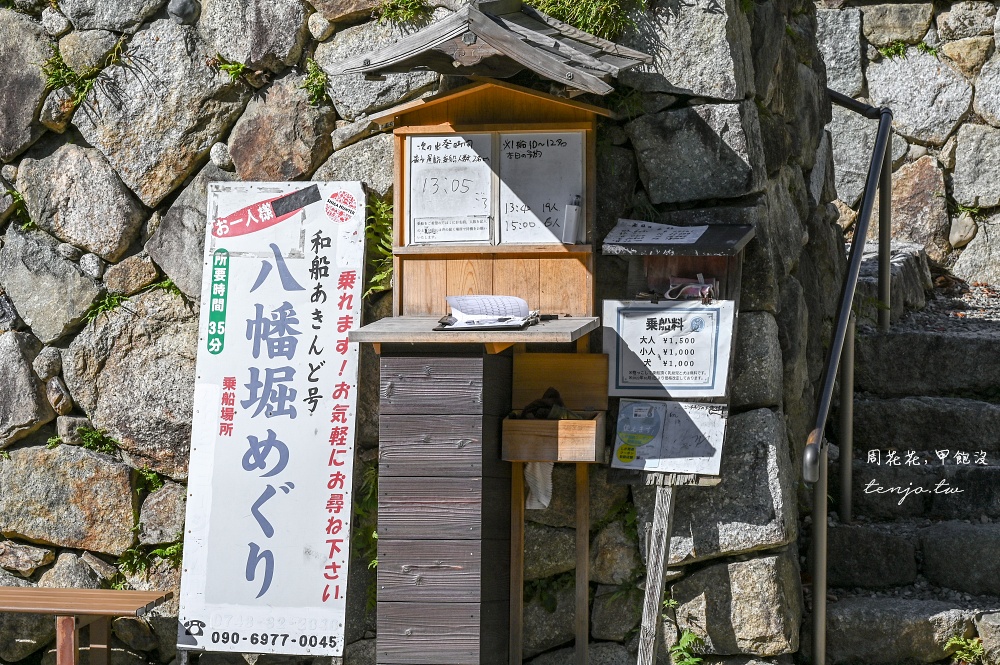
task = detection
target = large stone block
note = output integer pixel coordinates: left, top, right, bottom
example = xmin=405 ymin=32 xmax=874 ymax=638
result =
xmin=0 ymin=331 xmax=54 ymax=448
xmin=625 ymin=101 xmax=765 ymax=205
xmin=139 ymin=481 xmax=186 ymax=546
xmin=619 ymin=0 xmax=753 ymax=101
xmin=671 ymin=550 xmax=801 ymax=656
xmin=60 ymin=0 xmax=165 ymax=32
xmin=854 ymin=242 xmax=931 ymax=325
xmin=524 ymin=522 xmax=575 ymax=581
xmin=817 ymin=9 xmax=863 ymax=98
xmin=828 ymin=105 xmax=907 ymax=207
xmin=0 ymin=539 xmax=54 ymax=576
xmin=762 ymin=165 xmax=808 ymax=277
xmin=937 ymin=2 xmax=996 ymax=40
xmin=525 ymin=464 xmax=627 ymax=530
xmin=145 ymin=163 xmax=237 ymax=300
xmin=977 ymin=613 xmax=1000 ymax=665
xmin=970 ymin=52 xmax=1000 ymax=128
xmin=197 ymin=0 xmax=308 ymax=73
xmin=314 ymin=16 xmax=440 ymax=121
xmin=867 ymin=156 xmax=950 ymax=262
xmin=18 ymin=144 xmax=146 ymax=262
xmin=730 ymin=311 xmax=782 ymax=410
xmin=0 ymin=445 xmax=135 ymax=555
xmin=523 ymin=583 xmax=574 ymax=658
xmin=826 ymin=598 xmax=973 ymax=665
xmin=826 ymin=525 xmax=917 ymax=588
xmin=953 ymin=213 xmax=1000 ymax=285
xmin=920 ymin=522 xmax=1000 ymax=595
xmin=0 ymin=569 xmax=53 ymax=661
xmin=62 ymin=290 xmax=198 ymax=479
xmin=0 ymin=226 xmax=104 ymax=344
xmin=860 ymin=4 xmax=933 ymax=46
xmin=589 ymin=520 xmax=641 ymax=586
xmin=228 ymin=73 xmax=336 ymax=181
xmin=635 ymin=409 xmax=796 ymax=565
xmin=312 ymin=132 xmax=393 ymax=199
xmin=867 ymin=49 xmax=971 ymax=146
xmin=941 ymin=36 xmax=993 ymax=78
xmin=0 ymin=10 xmax=50 ymax=163
xmin=73 ymin=19 xmax=250 ymax=207
xmin=953 ymin=124 xmax=1000 ymax=207
xmin=590 ymin=586 xmax=641 ymax=642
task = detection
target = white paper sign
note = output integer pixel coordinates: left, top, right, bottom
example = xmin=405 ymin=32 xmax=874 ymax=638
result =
xmin=603 ymin=300 xmax=735 ymax=397
xmin=604 ymin=219 xmax=708 ymax=245
xmin=407 ymin=134 xmax=493 ymax=243
xmin=611 ymin=399 xmax=727 ymax=475
xmin=178 ymin=182 xmax=365 ymax=657
xmin=499 ymin=131 xmax=584 ymax=244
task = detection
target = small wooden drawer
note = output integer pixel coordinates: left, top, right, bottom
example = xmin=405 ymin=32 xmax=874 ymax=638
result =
xmin=502 ymin=411 xmax=606 ymax=462
xmin=501 ymin=352 xmax=608 ymax=463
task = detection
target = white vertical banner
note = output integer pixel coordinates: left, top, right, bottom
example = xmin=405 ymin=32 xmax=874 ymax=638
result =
xmin=178 ymin=182 xmax=366 ymax=657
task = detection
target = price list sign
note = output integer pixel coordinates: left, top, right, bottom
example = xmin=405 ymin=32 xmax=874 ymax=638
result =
xmin=178 ymin=182 xmax=365 ymax=657
xmin=602 ymin=300 xmax=735 ymax=398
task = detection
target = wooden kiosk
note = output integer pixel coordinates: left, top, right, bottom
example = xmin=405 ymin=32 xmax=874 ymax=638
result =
xmin=344 ymin=4 xmax=651 ymax=664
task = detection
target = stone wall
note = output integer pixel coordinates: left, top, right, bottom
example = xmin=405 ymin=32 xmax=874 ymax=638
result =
xmin=817 ymin=0 xmax=1000 ymax=284
xmin=0 ymin=1 xmax=841 ymax=664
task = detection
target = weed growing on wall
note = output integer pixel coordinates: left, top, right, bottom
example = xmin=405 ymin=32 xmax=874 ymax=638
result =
xmin=524 ymin=571 xmax=575 ymax=613
xmin=352 ymin=459 xmax=379 ymax=610
xmin=41 ymin=39 xmax=124 ymax=109
xmin=135 ymin=467 xmax=165 ymax=494
xmin=46 ymin=435 xmax=61 ymax=448
xmin=5 ymin=189 xmax=33 ymax=230
xmin=76 ymin=426 xmax=119 ymax=454
xmin=302 ymin=58 xmax=331 ymax=107
xmin=916 ymin=41 xmax=938 ymax=57
xmin=143 ymin=277 xmax=183 ymax=298
xmin=364 ymin=198 xmax=394 ymax=298
xmin=877 ymin=41 xmax=907 ymax=59
xmin=84 ymin=293 xmax=129 ymax=322
xmin=670 ymin=630 xmax=704 ymax=665
xmin=207 ymin=53 xmax=249 ymax=84
xmin=525 ymin=0 xmax=645 ymax=40
xmin=946 ymin=635 xmax=985 ymax=664
xmin=377 ymin=0 xmax=430 ymax=24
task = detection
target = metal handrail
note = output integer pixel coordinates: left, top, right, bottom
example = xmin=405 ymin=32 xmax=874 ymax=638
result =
xmin=803 ymin=88 xmax=893 ymax=665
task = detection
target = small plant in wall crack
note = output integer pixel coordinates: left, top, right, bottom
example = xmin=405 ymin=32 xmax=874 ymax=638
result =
xmin=946 ymin=635 xmax=985 ymax=665
xmin=5 ymin=189 xmax=34 ymax=230
xmin=83 ymin=293 xmax=129 ymax=323
xmin=669 ymin=629 xmax=705 ymax=665
xmin=916 ymin=41 xmax=938 ymax=57
xmin=76 ymin=426 xmax=119 ymax=454
xmin=877 ymin=40 xmax=908 ymax=60
xmin=525 ymin=0 xmax=645 ymax=40
xmin=364 ymin=198 xmax=394 ymax=298
xmin=302 ymin=58 xmax=331 ymax=107
xmin=376 ymin=0 xmax=431 ymax=24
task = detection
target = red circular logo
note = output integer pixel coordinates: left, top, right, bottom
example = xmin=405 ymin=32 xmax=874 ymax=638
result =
xmin=325 ymin=190 xmax=358 ymax=223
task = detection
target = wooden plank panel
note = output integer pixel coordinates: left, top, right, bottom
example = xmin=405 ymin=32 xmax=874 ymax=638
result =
xmin=378 ymin=540 xmax=483 ymax=603
xmin=492 ymin=258 xmax=540 ymax=310
xmin=511 ymin=353 xmax=608 ymax=410
xmin=502 ymin=412 xmax=605 ymax=463
xmin=379 ymin=356 xmax=485 ymax=415
xmin=574 ymin=464 xmax=589 ymax=665
xmin=508 ymin=464 xmax=524 ymax=665
xmin=447 ymin=258 xmax=493 ymax=297
xmin=379 ymin=415 xmax=508 ymax=478
xmin=378 ymin=602 xmax=482 ymax=665
xmin=379 ymin=477 xmax=510 ymax=540
xmin=539 ymin=257 xmax=590 ymax=317
xmin=401 ymin=258 xmax=448 ymax=316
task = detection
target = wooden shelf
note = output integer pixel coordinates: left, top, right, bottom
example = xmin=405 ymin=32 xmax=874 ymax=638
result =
xmin=395 ymin=243 xmax=593 ymax=256
xmin=602 ymin=224 xmax=755 ymax=257
xmin=350 ymin=316 xmax=599 ymax=345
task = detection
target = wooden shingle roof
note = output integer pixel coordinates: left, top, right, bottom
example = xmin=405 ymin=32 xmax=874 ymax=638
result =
xmin=335 ymin=0 xmax=652 ymax=96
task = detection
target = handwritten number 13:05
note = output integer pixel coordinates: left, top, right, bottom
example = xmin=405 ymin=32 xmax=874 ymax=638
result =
xmin=422 ymin=177 xmax=472 ymax=195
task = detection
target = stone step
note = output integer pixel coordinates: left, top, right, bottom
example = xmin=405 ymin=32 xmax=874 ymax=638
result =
xmin=830 ymin=458 xmax=1000 ymax=521
xmin=846 ymin=395 xmax=1000 ymax=454
xmin=820 ymin=596 xmax=979 ymax=665
xmin=855 ymin=328 xmax=1000 ymax=397
xmin=853 ymin=241 xmax=932 ymax=326
xmin=824 ymin=522 xmax=1000 ymax=597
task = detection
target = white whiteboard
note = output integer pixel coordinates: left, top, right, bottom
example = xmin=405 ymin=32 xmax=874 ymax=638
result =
xmin=407 ymin=134 xmax=493 ymax=244
xmin=498 ymin=131 xmax=584 ymax=244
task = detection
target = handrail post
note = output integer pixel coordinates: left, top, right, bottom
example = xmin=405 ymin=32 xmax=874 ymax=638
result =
xmin=812 ymin=447 xmax=828 ymax=665
xmin=878 ymin=127 xmax=892 ymax=332
xmin=839 ymin=312 xmax=855 ymax=524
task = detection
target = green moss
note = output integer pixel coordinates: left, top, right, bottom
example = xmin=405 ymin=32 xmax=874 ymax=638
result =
xmin=301 ymin=58 xmax=330 ymax=107
xmin=740 ymin=0 xmax=753 ymax=13
xmin=916 ymin=41 xmax=938 ymax=57
xmin=377 ymin=0 xmax=431 ymax=24
xmin=526 ymin=0 xmax=645 ymax=41
xmin=46 ymin=435 xmax=61 ymax=449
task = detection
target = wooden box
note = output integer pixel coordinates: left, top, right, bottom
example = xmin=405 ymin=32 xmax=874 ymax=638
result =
xmin=501 ymin=353 xmax=608 ymax=463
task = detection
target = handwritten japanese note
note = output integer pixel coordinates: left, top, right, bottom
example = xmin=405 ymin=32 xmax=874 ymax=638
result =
xmin=407 ymin=134 xmax=493 ymax=244
xmin=603 ymin=300 xmax=735 ymax=398
xmin=498 ymin=131 xmax=584 ymax=244
xmin=611 ymin=399 xmax=728 ymax=475
xmin=603 ymin=219 xmax=708 ymax=245
xmin=179 ymin=182 xmax=365 ymax=657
